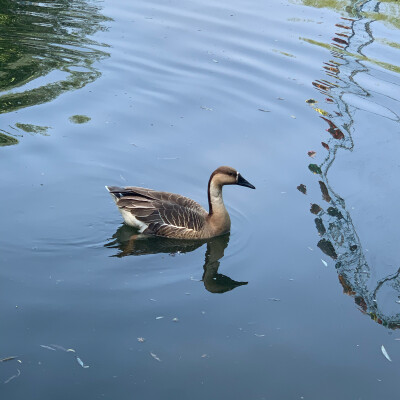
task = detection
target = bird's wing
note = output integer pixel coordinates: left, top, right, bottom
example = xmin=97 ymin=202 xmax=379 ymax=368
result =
xmin=108 ymin=186 xmax=208 ymax=236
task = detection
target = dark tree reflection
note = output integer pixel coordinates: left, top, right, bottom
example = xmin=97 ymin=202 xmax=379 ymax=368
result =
xmin=105 ymin=226 xmax=248 ymax=294
xmin=302 ymin=0 xmax=400 ymax=329
xmin=0 ymin=0 xmax=111 ymax=145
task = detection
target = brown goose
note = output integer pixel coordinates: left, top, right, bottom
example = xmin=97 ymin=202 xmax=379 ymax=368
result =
xmin=106 ymin=166 xmax=255 ymax=239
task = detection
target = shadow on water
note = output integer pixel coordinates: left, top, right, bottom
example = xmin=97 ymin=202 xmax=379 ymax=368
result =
xmin=0 ymin=0 xmax=111 ymax=146
xmin=299 ymin=0 xmax=400 ymax=328
xmin=105 ymin=226 xmax=248 ymax=294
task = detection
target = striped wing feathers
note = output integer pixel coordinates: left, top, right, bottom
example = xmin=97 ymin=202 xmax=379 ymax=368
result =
xmin=109 ymin=186 xmax=207 ymax=236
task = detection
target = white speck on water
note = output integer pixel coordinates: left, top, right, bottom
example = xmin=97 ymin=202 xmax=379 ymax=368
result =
xmin=381 ymin=345 xmax=392 ymax=362
xmin=76 ymin=357 xmax=89 ymax=369
xmin=150 ymin=352 xmax=161 ymax=362
xmin=40 ymin=345 xmax=56 ymax=351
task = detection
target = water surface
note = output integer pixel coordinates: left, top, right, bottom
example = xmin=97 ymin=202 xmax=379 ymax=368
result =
xmin=1 ymin=0 xmax=400 ymax=398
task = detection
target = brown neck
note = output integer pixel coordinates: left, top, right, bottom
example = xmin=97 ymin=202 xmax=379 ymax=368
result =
xmin=206 ymin=172 xmax=232 ymax=235
xmin=207 ymin=178 xmax=227 ymax=215
xmin=207 ymin=174 xmax=222 ymax=215
xmin=207 ymin=175 xmax=214 ymax=215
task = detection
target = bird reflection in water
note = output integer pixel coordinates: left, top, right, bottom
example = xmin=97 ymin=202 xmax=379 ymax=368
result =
xmin=105 ymin=226 xmax=247 ymax=294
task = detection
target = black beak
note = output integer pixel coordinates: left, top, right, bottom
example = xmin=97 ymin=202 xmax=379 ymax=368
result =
xmin=237 ymin=173 xmax=256 ymax=189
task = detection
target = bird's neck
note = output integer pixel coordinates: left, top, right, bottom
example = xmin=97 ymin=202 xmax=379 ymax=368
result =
xmin=207 ymin=180 xmax=230 ymax=233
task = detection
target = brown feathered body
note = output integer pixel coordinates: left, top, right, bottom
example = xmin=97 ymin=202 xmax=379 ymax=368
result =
xmin=106 ymin=166 xmax=255 ymax=239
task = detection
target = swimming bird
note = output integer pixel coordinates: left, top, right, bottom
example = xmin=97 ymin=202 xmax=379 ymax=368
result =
xmin=106 ymin=166 xmax=255 ymax=239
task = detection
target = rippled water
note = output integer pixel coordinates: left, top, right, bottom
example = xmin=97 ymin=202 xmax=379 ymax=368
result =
xmin=1 ymin=0 xmax=400 ymax=398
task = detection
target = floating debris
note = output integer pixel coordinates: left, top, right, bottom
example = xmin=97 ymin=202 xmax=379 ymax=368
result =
xmin=4 ymin=369 xmax=20 ymax=384
xmin=41 ymin=344 xmax=88 ymax=370
xmin=50 ymin=344 xmax=75 ymax=353
xmin=0 ymin=356 xmax=17 ymax=362
xmin=172 ymin=317 xmax=179 ymax=322
xmin=268 ymin=298 xmax=281 ymax=302
xmin=258 ymin=109 xmax=271 ymax=112
xmin=200 ymin=106 xmax=213 ymax=111
xmin=306 ymin=98 xmax=317 ymax=104
xmin=277 ymin=97 xmax=285 ymax=100
xmin=321 ymin=259 xmax=328 ymax=267
xmin=290 ymin=115 xmax=296 ymax=119
xmin=150 ymin=352 xmax=161 ymax=362
xmin=254 ymin=334 xmax=265 ymax=337
xmin=76 ymin=356 xmax=90 ymax=369
xmin=201 ymin=354 xmax=209 ymax=358
xmin=381 ymin=345 xmax=392 ymax=362
xmin=212 ymin=59 xmax=219 ymax=63
xmin=40 ymin=345 xmax=56 ymax=351
xmin=156 ymin=316 xmax=164 ymax=320
xmin=137 ymin=337 xmax=146 ymax=343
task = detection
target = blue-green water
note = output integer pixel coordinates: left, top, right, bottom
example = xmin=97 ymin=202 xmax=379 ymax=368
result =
xmin=1 ymin=0 xmax=400 ymax=398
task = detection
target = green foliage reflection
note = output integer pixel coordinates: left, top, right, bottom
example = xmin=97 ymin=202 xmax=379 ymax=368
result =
xmin=0 ymin=0 xmax=111 ymax=144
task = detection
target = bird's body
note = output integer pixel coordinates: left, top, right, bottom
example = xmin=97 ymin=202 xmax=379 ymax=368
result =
xmin=106 ymin=166 xmax=255 ymax=239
